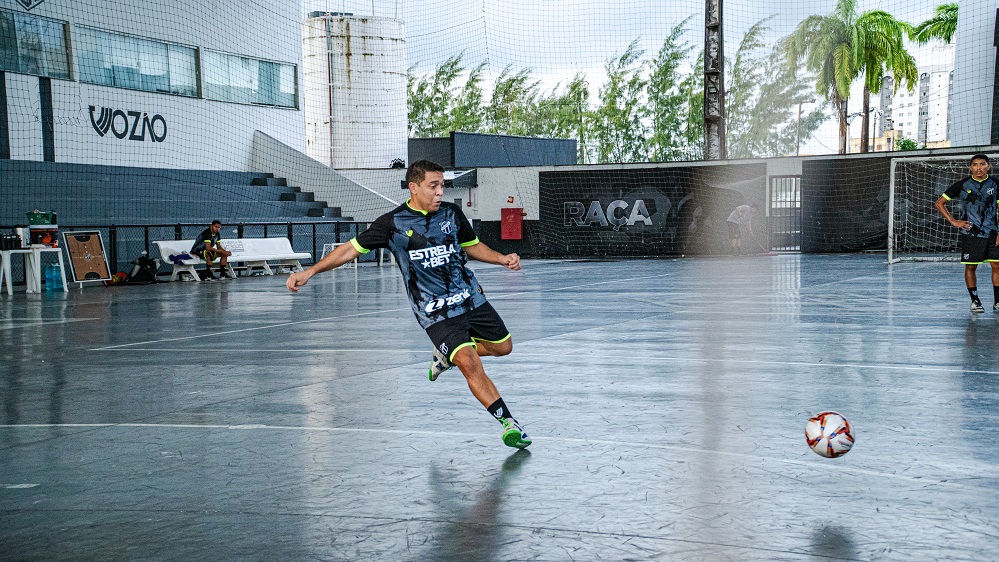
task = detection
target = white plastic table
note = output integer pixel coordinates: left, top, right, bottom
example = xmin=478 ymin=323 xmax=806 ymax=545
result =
xmin=0 ymin=246 xmax=67 ymax=294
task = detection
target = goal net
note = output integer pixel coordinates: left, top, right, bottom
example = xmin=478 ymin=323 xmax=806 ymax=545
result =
xmin=889 ymin=156 xmax=974 ymax=263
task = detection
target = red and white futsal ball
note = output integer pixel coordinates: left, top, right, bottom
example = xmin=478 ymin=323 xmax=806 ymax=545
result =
xmin=804 ymin=411 xmax=855 ymax=458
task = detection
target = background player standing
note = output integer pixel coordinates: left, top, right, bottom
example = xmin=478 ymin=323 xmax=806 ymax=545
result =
xmin=286 ymin=160 xmax=531 ymax=448
xmin=934 ymin=154 xmax=999 ymax=313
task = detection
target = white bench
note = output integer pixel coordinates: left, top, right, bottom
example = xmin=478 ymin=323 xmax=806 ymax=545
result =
xmin=219 ymin=238 xmax=311 ymax=276
xmin=153 ymin=238 xmax=310 ymax=281
xmin=153 ymin=239 xmax=236 ymax=281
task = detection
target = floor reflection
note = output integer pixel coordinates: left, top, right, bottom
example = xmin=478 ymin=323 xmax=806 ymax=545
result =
xmin=809 ymin=525 xmax=859 ymax=560
xmin=422 ymin=449 xmax=531 ymax=561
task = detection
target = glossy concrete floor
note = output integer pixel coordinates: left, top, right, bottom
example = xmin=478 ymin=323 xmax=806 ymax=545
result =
xmin=2 ymin=254 xmax=998 ymax=561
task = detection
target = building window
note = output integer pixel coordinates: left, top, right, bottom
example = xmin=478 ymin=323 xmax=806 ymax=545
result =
xmin=0 ymin=9 xmax=69 ymax=79
xmin=202 ymin=50 xmax=297 ymax=108
xmin=75 ymin=26 xmax=197 ymax=96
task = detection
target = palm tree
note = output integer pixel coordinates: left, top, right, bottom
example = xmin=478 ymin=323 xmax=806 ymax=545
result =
xmin=911 ymin=3 xmax=958 ymax=44
xmin=783 ymin=0 xmax=859 ymax=154
xmin=783 ymin=0 xmax=918 ymax=154
xmin=854 ymin=10 xmax=917 ymax=152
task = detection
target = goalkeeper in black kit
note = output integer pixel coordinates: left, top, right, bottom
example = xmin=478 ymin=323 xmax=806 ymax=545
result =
xmin=934 ymin=154 xmax=999 ymax=313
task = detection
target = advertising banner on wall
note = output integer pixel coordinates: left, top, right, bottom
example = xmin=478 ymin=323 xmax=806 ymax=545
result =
xmin=537 ymin=163 xmax=767 ymax=257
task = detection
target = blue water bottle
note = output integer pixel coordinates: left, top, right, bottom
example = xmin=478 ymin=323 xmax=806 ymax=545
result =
xmin=45 ymin=262 xmax=62 ymax=291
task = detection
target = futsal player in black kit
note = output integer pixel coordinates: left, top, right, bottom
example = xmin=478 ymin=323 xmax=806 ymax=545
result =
xmin=934 ymin=154 xmax=999 ymax=313
xmin=286 ymin=160 xmax=530 ymax=448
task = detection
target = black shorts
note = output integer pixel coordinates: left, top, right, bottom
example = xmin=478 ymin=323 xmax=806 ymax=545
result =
xmin=959 ymin=233 xmax=999 ymax=264
xmin=196 ymin=249 xmax=224 ymax=262
xmin=425 ymin=302 xmax=510 ymax=363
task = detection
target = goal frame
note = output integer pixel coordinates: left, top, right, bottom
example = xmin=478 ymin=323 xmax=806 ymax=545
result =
xmin=888 ymin=155 xmax=970 ymax=264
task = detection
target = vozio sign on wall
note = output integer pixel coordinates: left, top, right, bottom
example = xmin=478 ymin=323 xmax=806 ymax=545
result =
xmin=89 ymin=106 xmax=167 ymax=142
xmin=16 ymin=0 xmax=46 ymax=11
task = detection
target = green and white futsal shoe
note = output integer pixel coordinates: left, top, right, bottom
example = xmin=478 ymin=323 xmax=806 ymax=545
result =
xmin=501 ymin=418 xmax=532 ymax=449
xmin=428 ymin=347 xmax=453 ymax=381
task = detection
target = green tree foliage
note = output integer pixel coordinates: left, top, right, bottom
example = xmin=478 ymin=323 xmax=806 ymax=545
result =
xmin=911 ymin=3 xmax=958 ymax=44
xmin=854 ymin=10 xmax=917 ymax=152
xmin=783 ymin=0 xmax=861 ymax=154
xmin=679 ymin=51 xmax=705 ymax=161
xmin=407 ymin=54 xmax=485 ymax=137
xmin=592 ymin=40 xmax=649 ymax=163
xmin=527 ymin=76 xmax=592 ymax=162
xmin=783 ymin=0 xmax=916 ymax=154
xmin=896 ymin=137 xmax=918 ymax=150
xmin=647 ymin=18 xmax=698 ymax=161
xmin=484 ymin=66 xmax=541 ymax=136
xmin=727 ymin=18 xmax=825 ymax=158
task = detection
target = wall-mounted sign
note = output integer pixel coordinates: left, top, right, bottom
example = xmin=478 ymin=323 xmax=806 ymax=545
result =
xmin=17 ymin=0 xmax=45 ymax=11
xmin=89 ymin=106 xmax=167 ymax=142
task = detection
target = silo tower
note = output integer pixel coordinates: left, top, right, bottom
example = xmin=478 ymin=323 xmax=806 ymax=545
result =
xmin=302 ymin=12 xmax=407 ymax=169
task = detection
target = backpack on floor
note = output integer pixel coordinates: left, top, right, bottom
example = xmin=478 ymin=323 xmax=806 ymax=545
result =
xmin=127 ymin=253 xmax=161 ymax=284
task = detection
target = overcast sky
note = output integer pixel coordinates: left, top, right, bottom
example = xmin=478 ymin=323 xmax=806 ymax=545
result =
xmin=301 ymin=0 xmax=981 ymax=155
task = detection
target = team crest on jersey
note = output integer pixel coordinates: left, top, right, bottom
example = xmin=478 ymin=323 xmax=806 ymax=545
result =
xmin=440 ymin=220 xmax=453 ymax=234
xmin=439 ymin=342 xmax=448 ymax=355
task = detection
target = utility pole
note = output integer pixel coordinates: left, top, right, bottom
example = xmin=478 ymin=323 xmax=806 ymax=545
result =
xmin=703 ymin=0 xmax=726 ymax=160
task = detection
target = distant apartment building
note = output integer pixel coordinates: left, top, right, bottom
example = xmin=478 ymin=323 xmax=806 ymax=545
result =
xmin=877 ymin=45 xmax=954 ymax=149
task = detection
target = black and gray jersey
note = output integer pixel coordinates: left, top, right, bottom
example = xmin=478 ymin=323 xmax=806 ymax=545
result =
xmin=942 ymin=176 xmax=999 ymax=238
xmin=350 ymin=201 xmax=487 ymax=328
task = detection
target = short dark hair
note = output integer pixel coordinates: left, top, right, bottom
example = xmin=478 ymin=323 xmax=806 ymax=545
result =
xmin=211 ymin=220 xmax=222 ymax=226
xmin=406 ymin=160 xmax=445 ymax=186
xmin=971 ymin=154 xmax=990 ymax=165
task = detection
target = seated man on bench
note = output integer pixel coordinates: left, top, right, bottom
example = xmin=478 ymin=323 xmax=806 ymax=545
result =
xmin=191 ymin=220 xmax=234 ymax=280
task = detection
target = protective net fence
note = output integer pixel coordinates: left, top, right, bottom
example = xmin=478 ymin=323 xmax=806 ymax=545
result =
xmin=0 ymin=0 xmax=995 ymax=273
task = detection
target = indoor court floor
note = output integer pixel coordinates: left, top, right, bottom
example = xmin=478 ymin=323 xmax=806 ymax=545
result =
xmin=2 ymin=253 xmax=998 ymax=561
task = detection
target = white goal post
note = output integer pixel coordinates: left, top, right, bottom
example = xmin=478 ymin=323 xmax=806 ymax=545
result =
xmin=888 ymin=155 xmax=976 ymax=264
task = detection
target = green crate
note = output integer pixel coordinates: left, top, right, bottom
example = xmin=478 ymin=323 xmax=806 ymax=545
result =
xmin=26 ymin=211 xmax=55 ymax=225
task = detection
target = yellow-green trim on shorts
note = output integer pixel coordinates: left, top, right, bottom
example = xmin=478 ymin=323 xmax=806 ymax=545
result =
xmin=471 ymin=333 xmax=512 ymax=345
xmin=449 ymin=341 xmax=477 ymax=362
xmin=349 ymin=238 xmax=370 ymax=254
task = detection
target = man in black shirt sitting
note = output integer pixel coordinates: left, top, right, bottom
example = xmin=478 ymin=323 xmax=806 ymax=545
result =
xmin=191 ymin=220 xmax=233 ymax=280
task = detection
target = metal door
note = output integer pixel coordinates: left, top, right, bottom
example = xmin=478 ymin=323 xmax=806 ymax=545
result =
xmin=768 ymin=176 xmax=801 ymax=251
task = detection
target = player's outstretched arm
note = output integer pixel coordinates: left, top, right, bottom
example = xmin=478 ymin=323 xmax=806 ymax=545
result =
xmin=464 ymin=241 xmax=520 ymax=271
xmin=287 ymin=242 xmax=362 ymax=292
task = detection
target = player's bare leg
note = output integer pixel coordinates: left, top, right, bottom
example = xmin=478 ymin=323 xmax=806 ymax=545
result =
xmin=965 ymin=263 xmax=978 ymax=288
xmin=451 ymin=344 xmax=530 ymax=449
xmin=428 ymin=338 xmax=511 ymax=381
xmin=474 ymin=338 xmax=512 ymax=358
xmin=451 ymin=345 xmax=500 ymax=408
xmin=991 ymin=262 xmax=999 ymax=311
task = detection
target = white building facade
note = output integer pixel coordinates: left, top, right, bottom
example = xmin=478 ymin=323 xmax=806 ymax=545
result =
xmin=878 ymin=45 xmax=954 ymax=147
xmin=951 ymin=0 xmax=997 ymax=147
xmin=0 ymin=0 xmax=304 ymax=171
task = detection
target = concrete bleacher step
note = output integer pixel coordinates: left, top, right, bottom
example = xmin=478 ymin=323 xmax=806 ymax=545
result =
xmin=279 ymin=192 xmax=315 ymax=202
xmin=251 ymin=177 xmax=289 ymax=187
xmin=0 ymin=161 xmax=357 ymax=226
